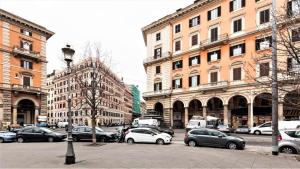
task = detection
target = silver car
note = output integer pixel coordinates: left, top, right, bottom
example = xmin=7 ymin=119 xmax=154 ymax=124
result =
xmin=279 ymin=129 xmax=300 ymax=154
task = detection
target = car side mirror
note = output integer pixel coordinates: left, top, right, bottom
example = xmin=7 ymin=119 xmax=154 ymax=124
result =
xmin=218 ymin=134 xmax=223 ymax=138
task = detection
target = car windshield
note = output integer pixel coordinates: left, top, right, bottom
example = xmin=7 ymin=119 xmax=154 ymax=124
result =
xmin=96 ymin=127 xmax=104 ymax=132
xmin=150 ymin=129 xmax=160 ymax=134
xmin=188 ymin=121 xmax=198 ymax=125
xmin=40 ymin=128 xmax=53 ymax=133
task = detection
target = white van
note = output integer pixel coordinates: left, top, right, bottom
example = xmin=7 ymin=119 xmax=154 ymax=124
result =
xmin=57 ymin=122 xmax=68 ymax=128
xmin=186 ymin=119 xmax=206 ymax=131
xmin=132 ymin=118 xmax=158 ymax=127
xmin=250 ymin=121 xmax=300 ymax=135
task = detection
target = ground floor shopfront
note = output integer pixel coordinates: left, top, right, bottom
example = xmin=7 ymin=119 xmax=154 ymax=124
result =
xmin=144 ymin=85 xmax=300 ymax=129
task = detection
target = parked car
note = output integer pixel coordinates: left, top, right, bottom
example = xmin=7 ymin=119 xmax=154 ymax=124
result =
xmin=132 ymin=118 xmax=159 ymax=127
xmin=125 ymin=128 xmax=172 ymax=145
xmin=235 ymin=125 xmax=250 ymax=134
xmin=278 ymin=129 xmax=300 ymax=154
xmin=184 ymin=128 xmax=246 ymax=150
xmin=217 ymin=124 xmax=235 ymax=133
xmin=72 ymin=126 xmax=117 ymax=142
xmin=57 ymin=122 xmax=68 ymax=128
xmin=16 ymin=126 xmax=66 ymax=143
xmin=0 ymin=131 xmax=16 ymax=143
xmin=137 ymin=125 xmax=174 ymax=136
xmin=250 ymin=121 xmax=300 ymax=135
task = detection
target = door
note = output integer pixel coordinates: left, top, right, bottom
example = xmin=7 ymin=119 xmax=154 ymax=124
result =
xmin=207 ymin=130 xmax=227 ymax=147
xmin=17 ymin=114 xmax=25 ymax=125
xmin=259 ymin=122 xmax=272 ymax=134
xmin=32 ymin=127 xmax=45 ymax=141
xmin=21 ymin=127 xmax=34 ymax=141
xmin=84 ymin=127 xmax=93 ymax=140
xmin=191 ymin=129 xmax=210 ymax=146
xmin=143 ymin=130 xmax=157 ymax=143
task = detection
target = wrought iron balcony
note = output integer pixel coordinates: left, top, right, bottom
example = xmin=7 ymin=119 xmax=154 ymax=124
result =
xmin=12 ymin=46 xmax=42 ymax=61
xmin=143 ymin=52 xmax=171 ymax=66
xmin=200 ymin=34 xmax=229 ymax=49
xmin=143 ymin=89 xmax=171 ymax=98
xmin=11 ymin=84 xmax=41 ymax=94
xmin=199 ymin=81 xmax=229 ymax=91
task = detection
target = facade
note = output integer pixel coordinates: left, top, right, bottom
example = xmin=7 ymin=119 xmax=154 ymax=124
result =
xmin=140 ymin=101 xmax=147 ymax=116
xmin=142 ymin=0 xmax=300 ymax=128
xmin=129 ymin=85 xmax=141 ymax=118
xmin=124 ymin=85 xmax=133 ymax=124
xmin=0 ymin=9 xmax=54 ymax=129
xmin=46 ymin=58 xmax=131 ymax=126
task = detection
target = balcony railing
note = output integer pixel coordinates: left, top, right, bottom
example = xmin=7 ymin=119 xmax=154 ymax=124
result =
xmin=199 ymin=81 xmax=229 ymax=91
xmin=200 ymin=34 xmax=229 ymax=49
xmin=143 ymin=52 xmax=171 ymax=65
xmin=11 ymin=84 xmax=41 ymax=93
xmin=12 ymin=46 xmax=41 ymax=61
xmin=143 ymin=89 xmax=171 ymax=98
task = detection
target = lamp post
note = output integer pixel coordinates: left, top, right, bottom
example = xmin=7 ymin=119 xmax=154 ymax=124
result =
xmin=62 ymin=44 xmax=76 ymax=164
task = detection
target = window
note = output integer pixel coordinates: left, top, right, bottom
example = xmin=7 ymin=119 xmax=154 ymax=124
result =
xmin=175 ymin=24 xmax=181 ymax=33
xmin=23 ymin=76 xmax=31 ymax=86
xmin=229 ymin=0 xmax=245 ymax=12
xmin=287 ymin=0 xmax=300 ymax=17
xmin=191 ymin=34 xmax=199 ymax=46
xmin=287 ymin=57 xmax=300 ymax=72
xmin=260 ymin=122 xmax=271 ymax=128
xmin=189 ymin=55 xmax=200 ymax=66
xmin=210 ymin=27 xmax=218 ymax=42
xmin=154 ymin=82 xmax=162 ymax=91
xmin=207 ymin=50 xmax=221 ymax=62
xmin=190 ymin=129 xmax=208 ymax=135
xmin=175 ymin=40 xmax=181 ymax=51
xmin=172 ymin=60 xmax=183 ymax=70
xmin=20 ymin=29 xmax=32 ymax=36
xmin=233 ymin=67 xmax=242 ymax=81
xmin=233 ymin=18 xmax=242 ymax=33
xmin=172 ymin=78 xmax=182 ymax=89
xmin=189 ymin=16 xmax=200 ymax=27
xmin=189 ymin=75 xmax=200 ymax=87
xmin=285 ymin=131 xmax=300 ymax=138
xmin=210 ymin=72 xmax=218 ymax=83
xmin=256 ymin=36 xmax=272 ymax=50
xmin=259 ymin=9 xmax=270 ymax=24
xmin=20 ymin=60 xmax=33 ymax=69
xmin=156 ymin=66 xmax=161 ymax=74
xmin=20 ymin=40 xmax=32 ymax=51
xmin=207 ymin=6 xmax=221 ymax=21
xmin=156 ymin=33 xmax=161 ymax=41
xmin=154 ymin=47 xmax=161 ymax=59
xmin=259 ymin=62 xmax=270 ymax=77
xmin=292 ymin=27 xmax=300 ymax=42
xmin=230 ymin=43 xmax=245 ymax=56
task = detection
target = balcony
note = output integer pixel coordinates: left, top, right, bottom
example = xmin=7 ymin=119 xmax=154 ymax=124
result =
xmin=11 ymin=84 xmax=41 ymax=94
xmin=0 ymin=83 xmax=11 ymax=89
xmin=199 ymin=81 xmax=229 ymax=91
xmin=143 ymin=52 xmax=171 ymax=66
xmin=143 ymin=89 xmax=171 ymax=98
xmin=200 ymin=34 xmax=229 ymax=49
xmin=12 ymin=46 xmax=42 ymax=61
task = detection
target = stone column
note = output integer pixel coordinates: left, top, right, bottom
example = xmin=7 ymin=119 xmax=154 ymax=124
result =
xmin=185 ymin=107 xmax=189 ymax=127
xmin=278 ymin=102 xmax=284 ymax=121
xmin=203 ymin=106 xmax=207 ymax=119
xmin=248 ymin=103 xmax=253 ymax=128
xmin=223 ymin=105 xmax=228 ymax=125
xmin=35 ymin=108 xmax=39 ymax=124
xmin=170 ymin=108 xmax=173 ymax=127
xmin=12 ymin=106 xmax=17 ymax=125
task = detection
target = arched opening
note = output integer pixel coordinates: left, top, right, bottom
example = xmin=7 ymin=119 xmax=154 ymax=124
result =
xmin=284 ymin=90 xmax=300 ymax=120
xmin=228 ymin=95 xmax=248 ymax=128
xmin=154 ymin=102 xmax=164 ymax=117
xmin=17 ymin=99 xmax=35 ymax=125
xmin=173 ymin=100 xmax=185 ymax=129
xmin=253 ymin=93 xmax=272 ymax=126
xmin=188 ymin=99 xmax=203 ymax=120
xmin=207 ymin=97 xmax=223 ymax=122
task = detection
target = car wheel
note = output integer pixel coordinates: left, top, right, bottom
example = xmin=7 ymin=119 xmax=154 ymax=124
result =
xmin=48 ymin=137 xmax=54 ymax=142
xmin=227 ymin=142 xmax=238 ymax=150
xmin=156 ymin=139 xmax=164 ymax=145
xmin=254 ymin=130 xmax=261 ymax=135
xmin=280 ymin=146 xmax=297 ymax=154
xmin=99 ymin=137 xmax=106 ymax=142
xmin=188 ymin=140 xmax=196 ymax=147
xmin=73 ymin=136 xmax=79 ymax=142
xmin=127 ymin=138 xmax=134 ymax=144
xmin=17 ymin=137 xmax=24 ymax=143
xmin=0 ymin=138 xmax=4 ymax=143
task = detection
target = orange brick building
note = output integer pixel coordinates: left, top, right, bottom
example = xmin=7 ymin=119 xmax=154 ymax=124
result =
xmin=0 ymin=9 xmax=54 ymax=129
xmin=142 ymin=0 xmax=300 ymax=128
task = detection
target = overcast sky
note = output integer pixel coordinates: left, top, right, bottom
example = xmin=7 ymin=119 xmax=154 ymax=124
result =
xmin=0 ymin=0 xmax=192 ymax=93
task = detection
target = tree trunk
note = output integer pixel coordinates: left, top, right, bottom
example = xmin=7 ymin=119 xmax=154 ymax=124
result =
xmin=91 ymin=110 xmax=97 ymax=144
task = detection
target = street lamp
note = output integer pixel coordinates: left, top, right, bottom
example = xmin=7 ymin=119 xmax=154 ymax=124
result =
xmin=62 ymin=44 xmax=76 ymax=164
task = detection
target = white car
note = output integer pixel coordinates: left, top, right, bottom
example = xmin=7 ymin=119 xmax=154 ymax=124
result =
xmin=250 ymin=121 xmax=300 ymax=135
xmin=125 ymin=128 xmax=172 ymax=145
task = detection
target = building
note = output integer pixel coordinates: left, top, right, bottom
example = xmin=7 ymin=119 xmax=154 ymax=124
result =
xmin=46 ymin=58 xmax=131 ymax=126
xmin=140 ymin=101 xmax=147 ymax=116
xmin=142 ymin=0 xmax=300 ymax=128
xmin=129 ymin=85 xmax=141 ymax=118
xmin=0 ymin=9 xmax=54 ymax=129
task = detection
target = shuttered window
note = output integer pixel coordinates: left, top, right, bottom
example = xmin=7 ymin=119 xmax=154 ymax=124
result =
xmin=175 ymin=40 xmax=181 ymax=51
xmin=233 ymin=18 xmax=242 ymax=33
xmin=229 ymin=0 xmax=245 ymax=12
xmin=154 ymin=82 xmax=162 ymax=91
xmin=23 ymin=76 xmax=31 ymax=86
xmin=173 ymin=60 xmax=183 ymax=70
xmin=255 ymin=36 xmax=272 ymax=50
xmin=210 ymin=72 xmax=218 ymax=83
xmin=207 ymin=50 xmax=221 ymax=62
xmin=154 ymin=47 xmax=161 ymax=59
xmin=175 ymin=24 xmax=181 ymax=33
xmin=208 ymin=6 xmax=221 ymax=21
xmin=260 ymin=62 xmax=270 ymax=77
xmin=259 ymin=9 xmax=270 ymax=24
xmin=156 ymin=33 xmax=161 ymax=41
xmin=233 ymin=67 xmax=242 ymax=81
xmin=191 ymin=34 xmax=198 ymax=46
xmin=189 ymin=75 xmax=200 ymax=87
xmin=156 ymin=66 xmax=161 ymax=74
xmin=210 ymin=27 xmax=218 ymax=42
xmin=230 ymin=43 xmax=245 ymax=56
xmin=189 ymin=55 xmax=200 ymax=66
xmin=189 ymin=16 xmax=200 ymax=27
xmin=292 ymin=28 xmax=300 ymax=42
xmin=172 ymin=78 xmax=182 ymax=89
xmin=21 ymin=60 xmax=33 ymax=69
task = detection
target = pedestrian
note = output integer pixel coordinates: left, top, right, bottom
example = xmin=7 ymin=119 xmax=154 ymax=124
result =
xmin=7 ymin=125 xmax=11 ymax=132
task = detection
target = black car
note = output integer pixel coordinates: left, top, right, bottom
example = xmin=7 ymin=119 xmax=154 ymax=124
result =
xmin=72 ymin=126 xmax=117 ymax=142
xmin=17 ymin=126 xmax=66 ymax=143
xmin=184 ymin=128 xmax=245 ymax=150
xmin=137 ymin=125 xmax=174 ymax=136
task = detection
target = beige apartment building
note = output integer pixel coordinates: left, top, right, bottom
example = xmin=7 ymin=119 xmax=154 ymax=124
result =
xmin=46 ymin=58 xmax=133 ymax=126
xmin=142 ymin=0 xmax=300 ymax=128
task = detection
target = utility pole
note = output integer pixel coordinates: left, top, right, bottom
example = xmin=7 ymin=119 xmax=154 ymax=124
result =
xmin=271 ymin=0 xmax=279 ymax=156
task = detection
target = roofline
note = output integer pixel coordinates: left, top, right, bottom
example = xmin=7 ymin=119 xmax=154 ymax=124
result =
xmin=141 ymin=0 xmax=215 ymax=45
xmin=0 ymin=8 xmax=54 ymax=39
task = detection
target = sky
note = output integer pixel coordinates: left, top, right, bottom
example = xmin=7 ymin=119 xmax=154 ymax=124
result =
xmin=0 ymin=0 xmax=192 ymax=93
